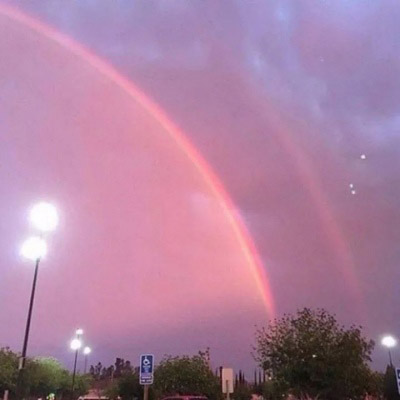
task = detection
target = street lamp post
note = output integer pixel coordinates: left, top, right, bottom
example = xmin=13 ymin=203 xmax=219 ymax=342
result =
xmin=83 ymin=346 xmax=91 ymax=374
xmin=19 ymin=237 xmax=48 ymax=370
xmin=17 ymin=236 xmax=48 ymax=399
xmin=16 ymin=202 xmax=58 ymax=399
xmin=381 ymin=335 xmax=397 ymax=367
xmin=71 ymin=330 xmax=83 ymax=397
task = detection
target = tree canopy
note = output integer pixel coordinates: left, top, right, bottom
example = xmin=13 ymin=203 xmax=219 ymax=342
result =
xmin=254 ymin=308 xmax=376 ymax=400
xmin=154 ymin=351 xmax=220 ymax=399
xmin=0 ymin=348 xmax=18 ymax=395
xmin=0 ymin=348 xmax=89 ymax=399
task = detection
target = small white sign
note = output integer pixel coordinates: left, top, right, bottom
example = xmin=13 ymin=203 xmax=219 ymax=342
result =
xmin=221 ymin=368 xmax=234 ymax=394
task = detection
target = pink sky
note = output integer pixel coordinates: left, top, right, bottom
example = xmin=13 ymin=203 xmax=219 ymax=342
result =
xmin=1 ymin=1 xmax=400 ymax=373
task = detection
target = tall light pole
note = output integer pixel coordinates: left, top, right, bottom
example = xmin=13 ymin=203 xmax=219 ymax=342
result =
xmin=19 ymin=237 xmax=47 ymax=371
xmin=381 ymin=335 xmax=397 ymax=367
xmin=17 ymin=202 xmax=58 ymax=399
xmin=71 ymin=329 xmax=83 ymax=397
xmin=83 ymin=346 xmax=91 ymax=374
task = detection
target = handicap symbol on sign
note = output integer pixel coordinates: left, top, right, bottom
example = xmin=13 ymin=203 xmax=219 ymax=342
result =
xmin=143 ymin=357 xmax=150 ymax=366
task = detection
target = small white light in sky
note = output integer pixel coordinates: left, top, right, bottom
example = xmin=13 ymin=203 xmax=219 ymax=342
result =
xmin=360 ymin=154 xmax=367 ymax=160
xmin=83 ymin=346 xmax=91 ymax=355
xmin=76 ymin=328 xmax=83 ymax=336
xmin=351 ymin=190 xmax=356 ymax=195
xmin=349 ymin=183 xmax=354 ymax=189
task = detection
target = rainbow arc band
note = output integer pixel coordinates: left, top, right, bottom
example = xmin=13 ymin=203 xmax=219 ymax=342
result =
xmin=0 ymin=4 xmax=275 ymax=317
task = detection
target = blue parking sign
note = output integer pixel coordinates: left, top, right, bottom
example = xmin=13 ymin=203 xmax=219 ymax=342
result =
xmin=140 ymin=354 xmax=154 ymax=385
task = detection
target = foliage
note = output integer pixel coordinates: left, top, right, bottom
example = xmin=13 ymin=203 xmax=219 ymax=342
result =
xmin=261 ymin=379 xmax=287 ymax=400
xmin=25 ymin=357 xmax=67 ymax=397
xmin=0 ymin=348 xmax=18 ymax=396
xmin=0 ymin=349 xmax=90 ymax=399
xmin=366 ymin=370 xmax=384 ymax=398
xmin=384 ymin=365 xmax=400 ymax=400
xmin=90 ymin=358 xmax=133 ymax=381
xmin=253 ymin=308 xmax=375 ymax=400
xmin=23 ymin=357 xmax=91 ymax=398
xmin=106 ymin=372 xmax=152 ymax=400
xmin=154 ymin=351 xmax=221 ymax=399
xmin=234 ymin=383 xmax=251 ymax=400
xmin=76 ymin=374 xmax=92 ymax=396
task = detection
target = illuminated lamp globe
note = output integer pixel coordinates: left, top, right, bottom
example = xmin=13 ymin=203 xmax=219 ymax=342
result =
xmin=83 ymin=346 xmax=91 ymax=355
xmin=381 ymin=335 xmax=396 ymax=348
xmin=70 ymin=338 xmax=82 ymax=351
xmin=21 ymin=237 xmax=47 ymax=261
xmin=76 ymin=328 xmax=83 ymax=336
xmin=29 ymin=202 xmax=59 ymax=232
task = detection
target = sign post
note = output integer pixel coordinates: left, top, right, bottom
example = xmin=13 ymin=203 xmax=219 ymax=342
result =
xmin=221 ymin=368 xmax=234 ymax=400
xmin=140 ymin=354 xmax=154 ymax=400
xmin=396 ymin=368 xmax=400 ymax=395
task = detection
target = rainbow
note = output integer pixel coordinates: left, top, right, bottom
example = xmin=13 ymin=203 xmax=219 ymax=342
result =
xmin=0 ymin=4 xmax=275 ymax=317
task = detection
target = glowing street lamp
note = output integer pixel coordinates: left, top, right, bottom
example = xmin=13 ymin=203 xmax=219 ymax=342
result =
xmin=29 ymin=202 xmax=59 ymax=232
xmin=71 ymin=330 xmax=84 ymax=396
xmin=83 ymin=346 xmax=91 ymax=374
xmin=381 ymin=335 xmax=397 ymax=366
xmin=21 ymin=237 xmax=47 ymax=261
xmin=17 ymin=202 xmax=58 ymax=399
xmin=70 ymin=338 xmax=82 ymax=351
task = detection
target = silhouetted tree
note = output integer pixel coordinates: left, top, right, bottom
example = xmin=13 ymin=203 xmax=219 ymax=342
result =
xmin=154 ymin=352 xmax=221 ymax=399
xmin=254 ymin=308 xmax=375 ymax=400
xmin=384 ymin=365 xmax=400 ymax=400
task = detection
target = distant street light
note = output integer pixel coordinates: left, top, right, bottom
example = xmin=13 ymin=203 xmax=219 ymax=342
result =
xmin=71 ymin=330 xmax=83 ymax=396
xmin=70 ymin=338 xmax=82 ymax=351
xmin=381 ymin=335 xmax=397 ymax=366
xmin=83 ymin=347 xmax=91 ymax=374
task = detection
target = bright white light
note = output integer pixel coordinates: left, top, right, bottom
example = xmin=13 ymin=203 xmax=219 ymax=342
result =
xmin=83 ymin=346 xmax=91 ymax=355
xmin=76 ymin=328 xmax=83 ymax=336
xmin=30 ymin=202 xmax=59 ymax=232
xmin=382 ymin=336 xmax=396 ymax=348
xmin=70 ymin=338 xmax=82 ymax=351
xmin=21 ymin=237 xmax=47 ymax=261
xmin=360 ymin=154 xmax=367 ymax=160
xmin=349 ymin=183 xmax=354 ymax=189
xmin=351 ymin=190 xmax=357 ymax=195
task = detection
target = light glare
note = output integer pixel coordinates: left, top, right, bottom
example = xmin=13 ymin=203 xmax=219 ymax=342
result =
xmin=382 ymin=335 xmax=396 ymax=348
xmin=76 ymin=328 xmax=83 ymax=335
xmin=30 ymin=202 xmax=59 ymax=232
xmin=70 ymin=338 xmax=82 ymax=351
xmin=83 ymin=346 xmax=91 ymax=355
xmin=21 ymin=237 xmax=47 ymax=261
